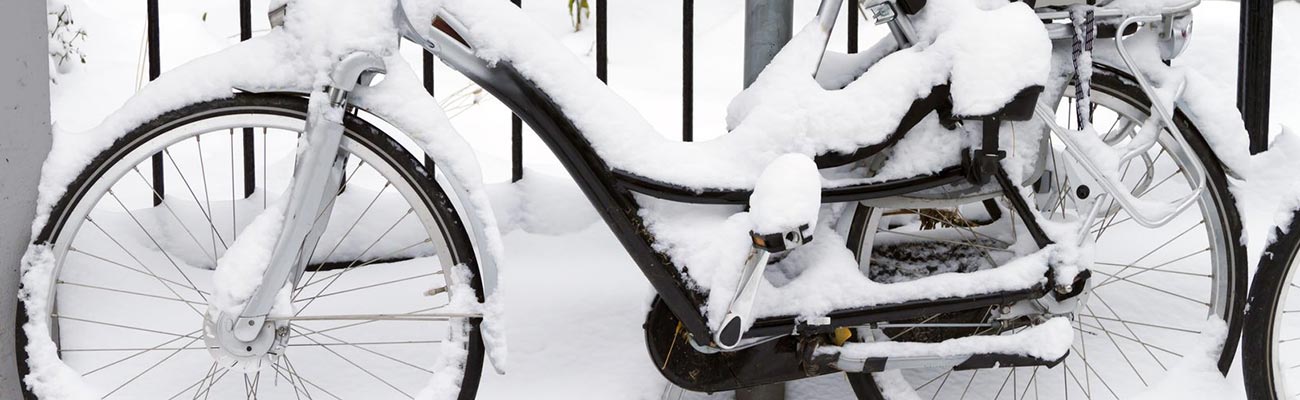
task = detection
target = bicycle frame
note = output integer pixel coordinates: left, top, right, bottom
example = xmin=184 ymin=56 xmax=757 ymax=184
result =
xmin=225 ymin=0 xmax=1209 ymax=379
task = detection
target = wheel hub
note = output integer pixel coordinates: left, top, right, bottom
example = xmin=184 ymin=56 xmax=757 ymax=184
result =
xmin=202 ymin=307 xmax=289 ymax=372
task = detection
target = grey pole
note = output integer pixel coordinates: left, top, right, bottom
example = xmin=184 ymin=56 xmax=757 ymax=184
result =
xmin=0 ymin=0 xmax=54 ymax=396
xmin=744 ymin=0 xmax=794 ymax=88
xmin=737 ymin=2 xmax=792 ymax=399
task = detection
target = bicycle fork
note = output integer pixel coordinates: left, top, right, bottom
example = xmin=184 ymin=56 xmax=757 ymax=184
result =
xmin=226 ymin=52 xmax=388 ymax=343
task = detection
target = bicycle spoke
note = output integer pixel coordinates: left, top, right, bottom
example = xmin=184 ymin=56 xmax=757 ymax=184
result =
xmin=292 ymin=271 xmax=440 ymax=304
xmin=69 ymin=247 xmax=211 ymax=297
xmin=1090 ymin=269 xmax=1209 ymax=307
xmin=1080 ymin=314 xmax=1200 ymax=334
xmin=107 ymin=190 xmax=210 ymax=303
xmin=84 ymin=219 xmax=207 ymax=318
xmin=296 ymin=239 xmax=434 ymax=293
xmin=294 ymin=161 xmax=370 ymax=295
xmin=1093 ymin=248 xmax=1212 ymax=290
xmin=292 ymin=332 xmax=414 ymax=398
xmin=131 ymin=167 xmax=219 ymax=264
xmin=164 ymin=148 xmax=230 ymax=250
xmin=289 ymin=325 xmax=436 ymax=374
xmin=289 ymin=306 xmax=447 ymax=338
xmin=54 ymin=314 xmax=199 ymax=340
xmin=294 ymin=209 xmax=415 ymax=316
xmin=1094 ymin=221 xmax=1204 ymax=287
xmin=162 ymin=361 xmax=216 ymax=400
xmin=1070 ymin=344 xmax=1122 ymax=399
xmin=57 ymin=280 xmax=206 ymax=306
xmin=1097 ymin=291 xmax=1179 ymax=371
xmin=103 ymin=336 xmax=203 ymax=398
xmin=81 ymin=328 xmax=205 ymax=376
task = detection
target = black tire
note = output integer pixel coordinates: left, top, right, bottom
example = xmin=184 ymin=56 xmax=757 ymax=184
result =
xmin=844 ymin=65 xmax=1247 ymax=399
xmin=1243 ymin=211 xmax=1300 ymax=400
xmin=15 ymin=94 xmax=486 ymax=399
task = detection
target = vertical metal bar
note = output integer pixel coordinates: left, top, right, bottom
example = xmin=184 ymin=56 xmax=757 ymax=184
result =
xmin=847 ymin=0 xmax=859 ymax=54
xmin=511 ymin=116 xmax=523 ymax=182
xmin=1238 ymin=0 xmax=1273 ymax=155
xmin=148 ymin=0 xmax=164 ymax=206
xmin=512 ymin=0 xmax=524 ymax=182
xmin=683 ymin=0 xmax=694 ymax=142
xmin=240 ymin=0 xmax=256 ymax=198
xmin=743 ymin=0 xmax=793 ymax=88
xmin=737 ymin=6 xmax=792 ymax=400
xmin=596 ymin=0 xmax=608 ymax=83
xmin=423 ymin=50 xmax=437 ymax=171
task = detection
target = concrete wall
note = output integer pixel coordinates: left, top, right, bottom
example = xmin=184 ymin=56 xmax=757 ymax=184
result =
xmin=0 ymin=0 xmax=54 ymax=396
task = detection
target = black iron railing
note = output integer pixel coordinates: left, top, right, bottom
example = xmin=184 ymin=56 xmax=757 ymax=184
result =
xmin=142 ymin=0 xmax=1274 ymax=200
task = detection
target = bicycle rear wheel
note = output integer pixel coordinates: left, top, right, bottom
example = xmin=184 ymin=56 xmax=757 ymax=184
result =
xmin=17 ymin=94 xmax=486 ymax=399
xmin=1243 ymin=210 xmax=1300 ymax=400
xmin=842 ymin=65 xmax=1246 ymax=399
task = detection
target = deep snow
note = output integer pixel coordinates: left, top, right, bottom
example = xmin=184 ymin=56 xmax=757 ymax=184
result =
xmin=40 ymin=0 xmax=1300 ymax=398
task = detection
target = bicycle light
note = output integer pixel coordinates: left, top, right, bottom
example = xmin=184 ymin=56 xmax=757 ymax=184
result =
xmin=1158 ymin=12 xmax=1193 ymax=60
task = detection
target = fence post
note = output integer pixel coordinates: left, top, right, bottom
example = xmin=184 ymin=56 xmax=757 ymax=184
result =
xmin=0 ymin=0 xmax=54 ymax=395
xmin=148 ymin=0 xmax=165 ymax=206
xmin=511 ymin=0 xmax=525 ymax=182
xmin=597 ymin=0 xmax=609 ymax=83
xmin=240 ymin=0 xmax=256 ymax=198
xmin=848 ymin=0 xmax=859 ymax=53
xmin=683 ymin=0 xmax=694 ymax=142
xmin=1238 ymin=0 xmax=1273 ymax=154
xmin=424 ymin=49 xmax=437 ymax=170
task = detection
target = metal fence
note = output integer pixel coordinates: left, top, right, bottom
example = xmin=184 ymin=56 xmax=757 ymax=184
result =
xmin=141 ymin=0 xmax=1273 ymax=201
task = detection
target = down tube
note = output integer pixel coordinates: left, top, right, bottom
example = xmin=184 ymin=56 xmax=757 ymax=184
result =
xmin=428 ymin=41 xmax=716 ymax=344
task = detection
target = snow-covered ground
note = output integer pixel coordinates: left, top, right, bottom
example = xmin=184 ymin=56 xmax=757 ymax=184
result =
xmin=42 ymin=0 xmax=1299 ymax=398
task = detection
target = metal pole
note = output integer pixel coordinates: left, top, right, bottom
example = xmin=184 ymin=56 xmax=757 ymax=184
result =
xmin=738 ymin=2 xmax=792 ymax=398
xmin=1238 ymin=0 xmax=1273 ymax=155
xmin=0 ymin=0 xmax=53 ymax=395
xmin=743 ymin=0 xmax=793 ymax=88
xmin=148 ymin=0 xmax=164 ymax=206
xmin=512 ymin=0 xmax=524 ymax=182
xmin=240 ymin=0 xmax=256 ymax=198
xmin=683 ymin=0 xmax=694 ymax=142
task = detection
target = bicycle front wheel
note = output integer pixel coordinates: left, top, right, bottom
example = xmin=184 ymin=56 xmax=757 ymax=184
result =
xmin=17 ymin=94 xmax=486 ymax=399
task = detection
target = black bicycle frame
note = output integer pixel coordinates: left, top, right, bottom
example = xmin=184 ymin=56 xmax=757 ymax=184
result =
xmin=422 ymin=17 xmax=1046 ymax=347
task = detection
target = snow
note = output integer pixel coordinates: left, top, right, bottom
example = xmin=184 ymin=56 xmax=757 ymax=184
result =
xmin=29 ymin=0 xmax=1300 ymax=398
xmin=444 ymin=0 xmax=1051 ymax=191
xmin=210 ymin=197 xmax=287 ymax=315
xmin=829 ymin=317 xmax=1074 ymax=362
xmin=749 ymin=154 xmax=821 ymax=235
xmin=25 ymin=0 xmax=514 ymax=394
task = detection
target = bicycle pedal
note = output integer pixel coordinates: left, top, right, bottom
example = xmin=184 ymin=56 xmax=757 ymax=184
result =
xmin=715 ymin=154 xmax=821 ymax=349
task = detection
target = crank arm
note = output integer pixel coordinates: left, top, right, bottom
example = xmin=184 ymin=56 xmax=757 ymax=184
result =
xmin=231 ymin=52 xmax=387 ymax=341
xmin=716 ymin=248 xmax=772 ymax=349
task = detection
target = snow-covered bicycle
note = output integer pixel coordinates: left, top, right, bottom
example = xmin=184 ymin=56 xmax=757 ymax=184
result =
xmin=15 ymin=0 xmax=1245 ymax=398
